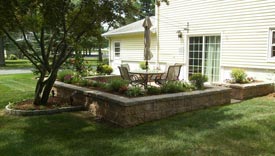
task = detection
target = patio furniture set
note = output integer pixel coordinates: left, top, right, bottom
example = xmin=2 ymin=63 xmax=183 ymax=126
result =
xmin=118 ymin=64 xmax=183 ymax=89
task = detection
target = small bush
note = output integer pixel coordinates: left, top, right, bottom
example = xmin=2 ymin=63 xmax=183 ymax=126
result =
xmin=97 ymin=64 xmax=113 ymax=75
xmin=189 ymin=73 xmax=208 ymax=90
xmin=63 ymin=74 xmax=74 ymax=84
xmin=71 ymin=75 xmax=81 ymax=84
xmin=9 ymin=54 xmax=18 ymax=60
xmin=182 ymin=82 xmax=195 ymax=91
xmin=91 ymin=81 xmax=103 ymax=88
xmin=126 ymin=86 xmax=144 ymax=97
xmin=57 ymin=70 xmax=75 ymax=82
xmin=147 ymin=86 xmax=161 ymax=95
xmin=161 ymin=81 xmax=185 ymax=93
xmin=230 ymin=68 xmax=247 ymax=83
xmin=78 ymin=79 xmax=89 ymax=87
xmin=103 ymin=64 xmax=113 ymax=75
xmin=108 ymin=79 xmax=129 ymax=92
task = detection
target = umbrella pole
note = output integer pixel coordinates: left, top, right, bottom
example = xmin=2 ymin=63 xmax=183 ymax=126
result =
xmin=145 ymin=60 xmax=148 ymax=71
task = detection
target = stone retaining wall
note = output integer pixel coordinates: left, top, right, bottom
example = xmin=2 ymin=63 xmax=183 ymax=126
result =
xmin=228 ymin=82 xmax=274 ymax=100
xmin=54 ymin=81 xmax=231 ymax=127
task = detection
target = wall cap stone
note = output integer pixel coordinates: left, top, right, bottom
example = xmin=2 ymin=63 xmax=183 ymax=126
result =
xmin=54 ymin=81 xmax=231 ymax=106
xmin=225 ymin=81 xmax=274 ymax=89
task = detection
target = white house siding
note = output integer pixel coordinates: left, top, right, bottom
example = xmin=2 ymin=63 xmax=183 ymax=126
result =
xmin=159 ymin=0 xmax=275 ymax=81
xmin=108 ymin=34 xmax=157 ymax=74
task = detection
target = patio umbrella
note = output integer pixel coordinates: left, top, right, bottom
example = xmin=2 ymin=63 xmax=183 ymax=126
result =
xmin=142 ymin=16 xmax=153 ymax=70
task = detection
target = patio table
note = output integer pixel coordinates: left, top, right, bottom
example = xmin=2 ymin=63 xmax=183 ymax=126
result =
xmin=129 ymin=70 xmax=164 ymax=89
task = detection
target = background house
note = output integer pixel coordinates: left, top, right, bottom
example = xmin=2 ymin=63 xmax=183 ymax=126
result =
xmin=103 ymin=0 xmax=275 ymax=82
xmin=102 ymin=17 xmax=158 ymax=75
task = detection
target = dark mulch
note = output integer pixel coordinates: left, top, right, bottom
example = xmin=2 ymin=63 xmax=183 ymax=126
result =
xmin=11 ymin=97 xmax=82 ymax=110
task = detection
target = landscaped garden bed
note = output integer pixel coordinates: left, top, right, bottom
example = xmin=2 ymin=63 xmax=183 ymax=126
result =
xmin=223 ymin=68 xmax=274 ymax=100
xmin=5 ymin=97 xmax=86 ymax=116
xmin=53 ymin=81 xmax=231 ymax=127
xmin=226 ymin=82 xmax=274 ymax=100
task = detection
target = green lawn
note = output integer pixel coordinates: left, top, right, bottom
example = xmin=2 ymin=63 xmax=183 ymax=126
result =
xmin=0 ymin=58 xmax=103 ymax=69
xmin=1 ymin=74 xmax=275 ymax=156
xmin=0 ymin=60 xmax=33 ymax=69
xmin=0 ymin=73 xmax=35 ymax=108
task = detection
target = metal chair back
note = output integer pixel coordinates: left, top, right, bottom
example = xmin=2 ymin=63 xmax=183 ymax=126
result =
xmin=121 ymin=64 xmax=130 ymax=71
xmin=118 ymin=66 xmax=131 ymax=81
xmin=166 ymin=65 xmax=182 ymax=81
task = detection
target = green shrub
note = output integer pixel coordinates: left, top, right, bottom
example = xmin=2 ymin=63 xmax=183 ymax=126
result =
xmin=96 ymin=64 xmax=113 ymax=75
xmin=63 ymin=74 xmax=74 ymax=84
xmin=57 ymin=70 xmax=75 ymax=82
xmin=102 ymin=64 xmax=113 ymax=75
xmin=182 ymin=82 xmax=195 ymax=91
xmin=230 ymin=68 xmax=247 ymax=83
xmin=189 ymin=73 xmax=208 ymax=90
xmin=161 ymin=81 xmax=185 ymax=93
xmin=71 ymin=75 xmax=81 ymax=84
xmin=91 ymin=81 xmax=102 ymax=88
xmin=62 ymin=53 xmax=92 ymax=76
xmin=9 ymin=54 xmax=18 ymax=60
xmin=108 ymin=79 xmax=129 ymax=92
xmin=139 ymin=61 xmax=147 ymax=70
xmin=126 ymin=86 xmax=144 ymax=97
xmin=147 ymin=86 xmax=161 ymax=95
xmin=78 ymin=79 xmax=89 ymax=87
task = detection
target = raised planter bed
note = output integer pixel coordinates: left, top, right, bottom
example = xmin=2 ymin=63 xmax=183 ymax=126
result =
xmin=54 ymin=81 xmax=231 ymax=127
xmin=226 ymin=82 xmax=274 ymax=100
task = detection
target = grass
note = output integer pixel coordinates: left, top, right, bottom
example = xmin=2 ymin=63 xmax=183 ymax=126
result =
xmin=0 ymin=73 xmax=36 ymax=108
xmin=1 ymin=74 xmax=275 ymax=156
xmin=0 ymin=57 xmax=105 ymax=69
xmin=0 ymin=59 xmax=33 ymax=69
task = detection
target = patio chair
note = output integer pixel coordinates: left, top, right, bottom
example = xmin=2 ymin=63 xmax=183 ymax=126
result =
xmin=174 ymin=63 xmax=184 ymax=66
xmin=121 ymin=64 xmax=130 ymax=71
xmin=118 ymin=66 xmax=144 ymax=86
xmin=155 ymin=64 xmax=182 ymax=85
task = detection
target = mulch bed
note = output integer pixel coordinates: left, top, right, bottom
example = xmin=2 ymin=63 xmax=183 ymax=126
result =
xmin=11 ymin=97 xmax=83 ymax=111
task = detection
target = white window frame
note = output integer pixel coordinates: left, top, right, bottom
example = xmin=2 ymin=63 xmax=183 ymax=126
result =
xmin=187 ymin=34 xmax=221 ymax=82
xmin=268 ymin=28 xmax=275 ymax=61
xmin=114 ymin=41 xmax=121 ymax=58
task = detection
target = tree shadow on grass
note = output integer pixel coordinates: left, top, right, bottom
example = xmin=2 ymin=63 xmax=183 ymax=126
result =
xmin=2 ymin=101 xmax=273 ymax=156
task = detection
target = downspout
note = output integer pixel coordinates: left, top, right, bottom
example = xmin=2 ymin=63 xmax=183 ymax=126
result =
xmin=108 ymin=37 xmax=112 ymax=65
xmin=156 ymin=0 xmax=160 ymax=69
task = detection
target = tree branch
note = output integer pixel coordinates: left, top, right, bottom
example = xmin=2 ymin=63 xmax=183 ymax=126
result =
xmin=0 ymin=27 xmax=41 ymax=71
xmin=13 ymin=14 xmax=45 ymax=65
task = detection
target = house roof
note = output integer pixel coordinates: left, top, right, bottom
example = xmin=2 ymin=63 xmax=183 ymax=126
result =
xmin=102 ymin=16 xmax=155 ymax=37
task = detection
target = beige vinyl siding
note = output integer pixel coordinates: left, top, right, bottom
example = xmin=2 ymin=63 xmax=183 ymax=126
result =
xmin=110 ymin=34 xmax=157 ymax=62
xmin=159 ymin=0 xmax=275 ymax=69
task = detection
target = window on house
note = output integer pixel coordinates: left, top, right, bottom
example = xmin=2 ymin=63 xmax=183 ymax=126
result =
xmin=272 ymin=30 xmax=275 ymax=57
xmin=114 ymin=42 xmax=120 ymax=57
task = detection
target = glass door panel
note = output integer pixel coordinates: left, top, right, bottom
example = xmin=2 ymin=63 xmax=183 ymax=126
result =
xmin=188 ymin=37 xmax=203 ymax=78
xmin=204 ymin=36 xmax=220 ymax=82
xmin=188 ymin=36 xmax=220 ymax=82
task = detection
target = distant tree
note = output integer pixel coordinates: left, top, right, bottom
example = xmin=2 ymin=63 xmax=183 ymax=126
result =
xmin=0 ymin=0 xmax=135 ymax=105
xmin=0 ymin=34 xmax=5 ymax=66
xmin=122 ymin=0 xmax=169 ymax=25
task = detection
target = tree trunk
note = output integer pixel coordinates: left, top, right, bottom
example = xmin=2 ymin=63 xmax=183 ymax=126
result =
xmin=0 ymin=36 xmax=5 ymax=66
xmin=98 ymin=43 xmax=102 ymax=62
xmin=33 ymin=70 xmax=58 ymax=105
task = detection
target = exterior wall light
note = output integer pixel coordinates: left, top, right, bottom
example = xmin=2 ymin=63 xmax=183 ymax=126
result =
xmin=177 ymin=30 xmax=183 ymax=38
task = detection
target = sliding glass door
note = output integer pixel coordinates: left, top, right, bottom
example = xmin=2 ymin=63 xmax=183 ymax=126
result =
xmin=188 ymin=36 xmax=220 ymax=82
